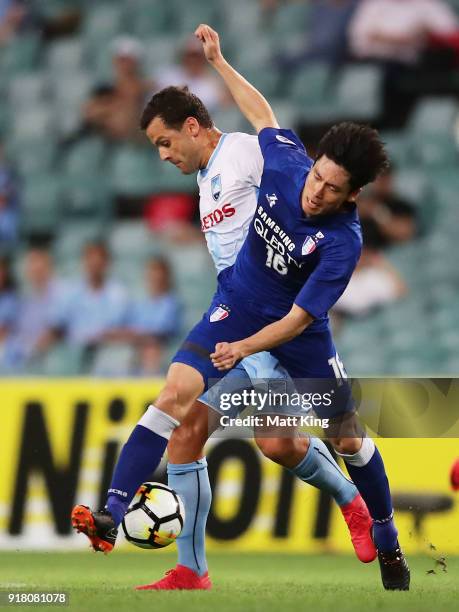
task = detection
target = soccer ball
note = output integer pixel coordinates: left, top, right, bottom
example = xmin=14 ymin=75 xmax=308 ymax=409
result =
xmin=121 ymin=482 xmax=185 ymax=549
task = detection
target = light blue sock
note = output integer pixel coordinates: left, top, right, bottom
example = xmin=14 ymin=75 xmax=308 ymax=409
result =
xmin=291 ymin=437 xmax=357 ymax=506
xmin=167 ymin=458 xmax=211 ymax=576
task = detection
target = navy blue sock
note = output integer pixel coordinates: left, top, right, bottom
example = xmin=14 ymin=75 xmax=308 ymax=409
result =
xmin=106 ymin=424 xmax=169 ymax=527
xmin=372 ymin=516 xmax=399 ymax=553
xmin=344 ymin=444 xmax=398 ymax=552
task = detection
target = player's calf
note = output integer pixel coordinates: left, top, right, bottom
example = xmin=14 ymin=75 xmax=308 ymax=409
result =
xmin=256 ymin=434 xmax=376 ymax=562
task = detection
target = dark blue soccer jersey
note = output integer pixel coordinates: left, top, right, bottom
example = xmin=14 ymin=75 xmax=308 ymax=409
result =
xmin=227 ymin=128 xmax=362 ymax=323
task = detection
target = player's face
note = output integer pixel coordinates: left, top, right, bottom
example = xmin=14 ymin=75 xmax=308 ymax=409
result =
xmin=146 ymin=116 xmax=202 ymax=174
xmin=302 ymin=155 xmax=359 ymax=216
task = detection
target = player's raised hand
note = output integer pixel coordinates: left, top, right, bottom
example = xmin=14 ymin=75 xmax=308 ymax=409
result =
xmin=210 ymin=341 xmax=243 ymax=371
xmin=195 ymin=24 xmax=223 ymax=64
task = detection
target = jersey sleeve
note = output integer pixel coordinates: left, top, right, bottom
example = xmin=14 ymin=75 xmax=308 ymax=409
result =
xmin=258 ymin=128 xmax=312 ymax=173
xmin=294 ymin=237 xmax=361 ymax=319
xmin=231 ymin=135 xmax=264 ymax=187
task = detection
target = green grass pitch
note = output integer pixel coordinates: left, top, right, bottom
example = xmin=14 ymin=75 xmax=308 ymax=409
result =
xmin=0 ymin=552 xmax=457 ymax=612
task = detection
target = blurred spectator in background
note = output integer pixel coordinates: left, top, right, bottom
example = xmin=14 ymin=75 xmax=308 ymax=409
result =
xmin=358 ymin=166 xmax=419 ymax=249
xmin=152 ymin=36 xmax=230 ymax=113
xmin=277 ymin=0 xmax=360 ymax=71
xmin=129 ymin=256 xmax=181 ymax=342
xmin=3 ymin=247 xmax=69 ymax=368
xmin=132 ymin=336 xmax=167 ymax=377
xmin=333 ymin=246 xmax=407 ymax=319
xmin=349 ymin=0 xmax=459 ymax=127
xmin=43 ymin=241 xmax=130 ymax=351
xmin=0 ymin=256 xmax=18 ymax=362
xmin=109 ymin=256 xmax=181 ymax=345
xmin=0 ymin=146 xmax=20 ymax=248
xmin=78 ymin=37 xmax=150 ymax=143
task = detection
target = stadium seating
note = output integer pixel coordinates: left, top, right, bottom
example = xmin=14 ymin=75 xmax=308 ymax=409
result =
xmin=53 ymin=218 xmax=110 ymax=266
xmin=334 ymin=64 xmax=383 ymax=121
xmin=46 ymin=38 xmax=85 ymax=74
xmin=21 ymin=174 xmax=62 ymax=235
xmin=108 ymin=145 xmax=159 ymax=197
xmin=109 ymin=220 xmax=155 ymax=260
xmin=91 ymin=343 xmax=136 ymax=377
xmin=1 ymin=0 xmax=458 ymax=376
xmin=127 ymin=0 xmax=174 ymax=38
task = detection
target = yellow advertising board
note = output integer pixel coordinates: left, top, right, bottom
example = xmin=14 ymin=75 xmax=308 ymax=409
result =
xmin=1 ymin=380 xmax=458 ymax=554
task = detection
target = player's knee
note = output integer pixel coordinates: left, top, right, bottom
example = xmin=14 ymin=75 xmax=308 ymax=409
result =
xmin=330 ymin=437 xmax=362 ymax=455
xmin=169 ymin=418 xmax=208 ymax=450
xmin=155 ymin=384 xmax=181 ymax=419
xmin=256 ymin=437 xmax=297 ymax=465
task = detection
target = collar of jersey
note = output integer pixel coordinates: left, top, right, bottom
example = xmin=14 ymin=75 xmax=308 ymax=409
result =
xmin=199 ymin=133 xmax=228 ymax=178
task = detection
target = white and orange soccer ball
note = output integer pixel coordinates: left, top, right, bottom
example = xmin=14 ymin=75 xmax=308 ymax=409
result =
xmin=122 ymin=482 xmax=185 ymax=549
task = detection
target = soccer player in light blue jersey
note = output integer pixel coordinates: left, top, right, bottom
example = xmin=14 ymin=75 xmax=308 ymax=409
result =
xmin=72 ymin=24 xmax=409 ymax=592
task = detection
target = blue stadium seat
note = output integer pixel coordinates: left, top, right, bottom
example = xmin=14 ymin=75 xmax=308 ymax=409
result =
xmin=154 ymin=159 xmax=199 ymax=194
xmin=53 ymin=219 xmax=108 ymax=260
xmin=0 ymin=33 xmax=40 ymax=78
xmin=7 ymin=139 xmax=56 ymax=179
xmin=172 ymin=0 xmax=220 ymax=34
xmin=21 ymin=174 xmax=62 ymax=234
xmin=91 ymin=343 xmax=136 ymax=377
xmin=46 ymin=38 xmax=85 ymax=74
xmin=108 ymin=145 xmax=158 ymax=196
xmin=410 ymin=133 xmax=458 ymax=169
xmin=290 ymin=63 xmax=332 ymax=106
xmin=393 ymin=169 xmax=430 ymax=204
xmin=269 ymin=1 xmax=311 ymax=43
xmin=41 ymin=344 xmax=85 ymax=376
xmin=63 ymin=178 xmax=112 ymax=219
xmin=335 ymin=64 xmax=383 ymax=121
xmin=10 ymin=105 xmax=55 ymax=145
xmin=82 ymin=4 xmax=124 ymax=49
xmin=62 ymin=137 xmax=107 ymax=180
xmin=127 ymin=0 xmax=173 ymax=37
xmin=8 ymin=72 xmax=48 ymax=110
xmin=109 ymin=220 xmax=154 ymax=260
xmin=408 ymin=97 xmax=458 ymax=136
xmin=380 ymin=131 xmax=413 ymax=168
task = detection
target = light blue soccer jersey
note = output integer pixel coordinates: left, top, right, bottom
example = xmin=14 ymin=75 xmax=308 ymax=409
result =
xmin=196 ymin=131 xmax=291 ymax=409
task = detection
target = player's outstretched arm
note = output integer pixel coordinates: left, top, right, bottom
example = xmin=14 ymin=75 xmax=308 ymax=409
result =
xmin=195 ymin=23 xmax=279 ymax=133
xmin=210 ymin=304 xmax=313 ymax=371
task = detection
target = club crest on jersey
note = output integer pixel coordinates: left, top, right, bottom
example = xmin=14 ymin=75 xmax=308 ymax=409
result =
xmin=266 ymin=193 xmax=278 ymax=208
xmin=302 ymin=231 xmax=325 ymax=255
xmin=276 ymin=134 xmax=296 ymax=146
xmin=210 ymin=304 xmax=231 ymax=322
xmin=211 ymin=174 xmax=222 ymax=201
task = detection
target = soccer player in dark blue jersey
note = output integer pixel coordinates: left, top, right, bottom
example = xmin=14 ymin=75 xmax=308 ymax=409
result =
xmin=193 ymin=23 xmax=409 ymax=591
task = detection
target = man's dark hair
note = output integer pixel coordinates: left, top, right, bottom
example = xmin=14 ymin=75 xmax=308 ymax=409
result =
xmin=316 ymin=122 xmax=389 ymax=191
xmin=140 ymin=86 xmax=213 ymax=131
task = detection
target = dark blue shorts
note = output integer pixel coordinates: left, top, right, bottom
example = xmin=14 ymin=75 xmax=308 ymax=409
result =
xmin=172 ymin=279 xmax=354 ymax=418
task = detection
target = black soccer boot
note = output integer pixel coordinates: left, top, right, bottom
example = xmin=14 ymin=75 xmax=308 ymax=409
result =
xmin=377 ymin=542 xmax=410 ymax=590
xmin=71 ymin=505 xmax=118 ymax=553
